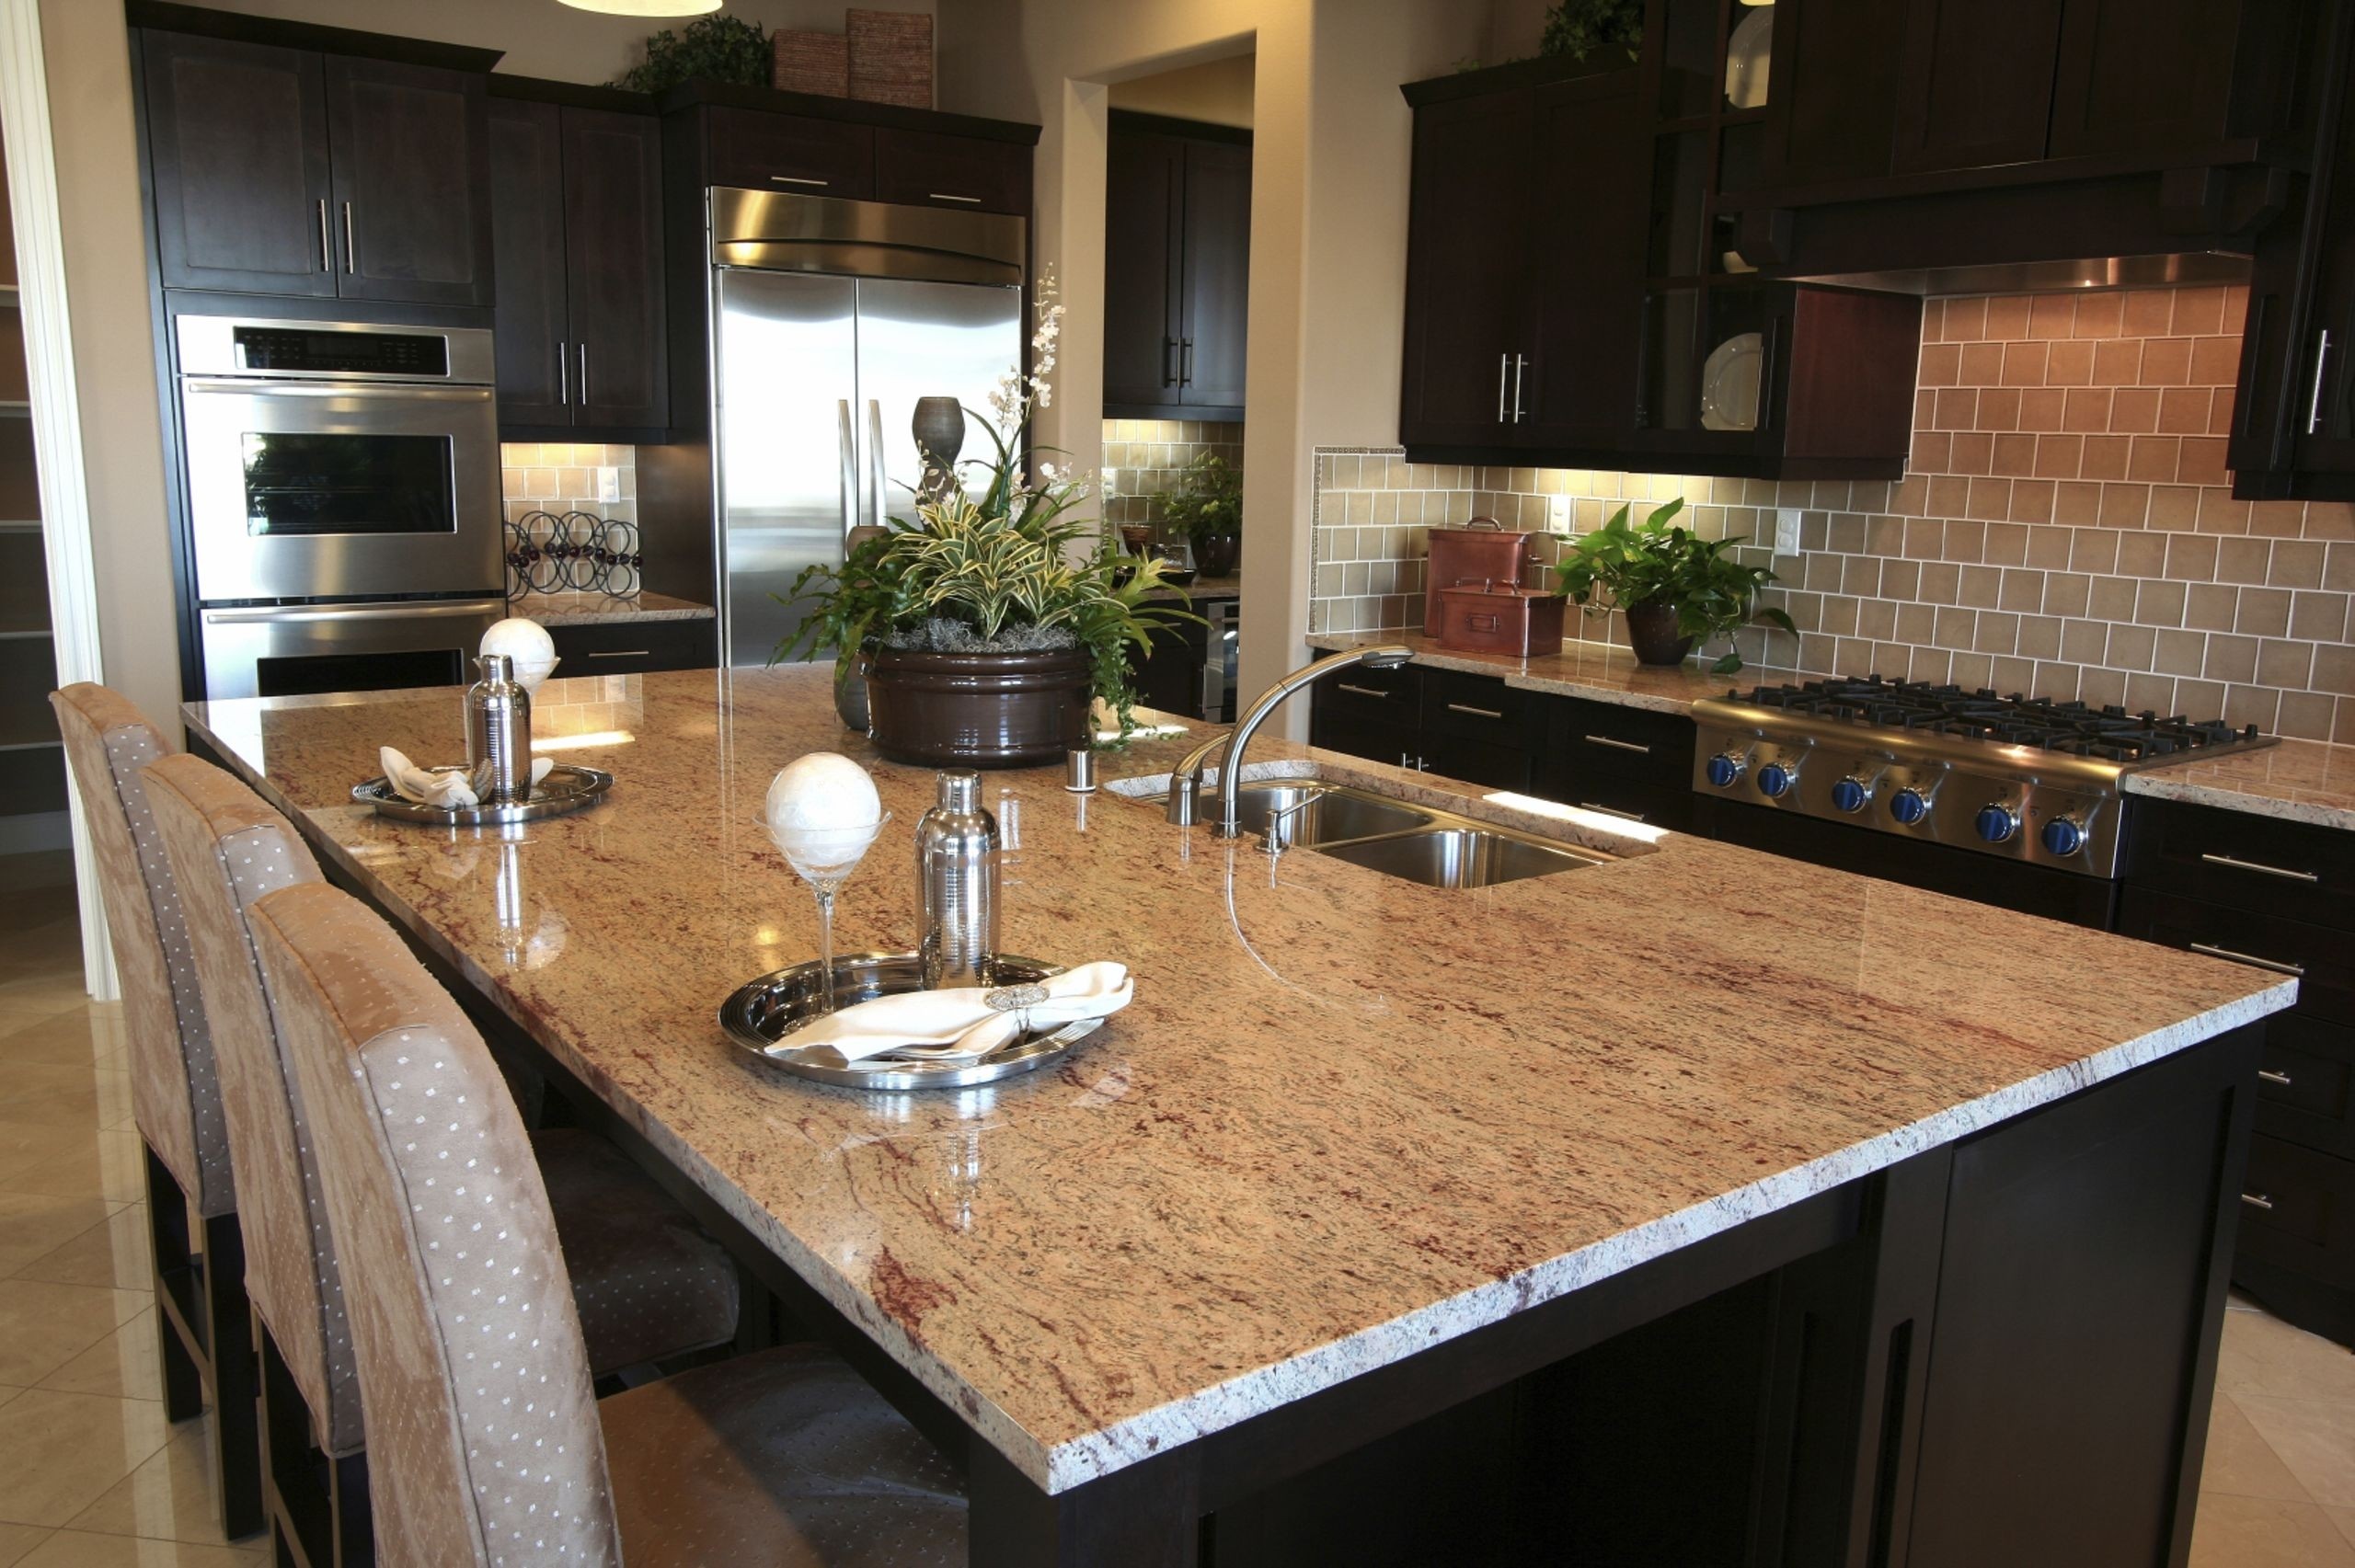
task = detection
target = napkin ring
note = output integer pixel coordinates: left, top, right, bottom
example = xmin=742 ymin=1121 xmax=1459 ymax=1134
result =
xmin=984 ymin=982 xmax=1050 ymax=1033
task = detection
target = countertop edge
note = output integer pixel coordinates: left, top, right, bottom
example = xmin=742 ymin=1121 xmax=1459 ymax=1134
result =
xmin=1032 ymin=977 xmax=2296 ymax=1493
xmin=2120 ymin=768 xmax=2355 ymax=835
xmin=1303 ymin=632 xmax=1750 ymax=715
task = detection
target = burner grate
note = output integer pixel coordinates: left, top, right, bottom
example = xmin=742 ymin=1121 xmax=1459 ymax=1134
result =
xmin=1733 ymin=677 xmax=2264 ymax=762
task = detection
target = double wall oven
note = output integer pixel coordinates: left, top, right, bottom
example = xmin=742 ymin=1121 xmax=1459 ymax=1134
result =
xmin=176 ymin=315 xmax=505 ymax=700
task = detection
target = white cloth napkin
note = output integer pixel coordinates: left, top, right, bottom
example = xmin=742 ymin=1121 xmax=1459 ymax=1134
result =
xmin=379 ymin=747 xmax=553 ymax=810
xmin=773 ymin=962 xmax=1133 ymax=1064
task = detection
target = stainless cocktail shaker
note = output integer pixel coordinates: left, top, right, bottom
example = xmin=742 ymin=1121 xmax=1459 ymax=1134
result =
xmin=915 ymin=770 xmax=997 ymax=989
xmin=464 ymin=653 xmax=534 ymax=806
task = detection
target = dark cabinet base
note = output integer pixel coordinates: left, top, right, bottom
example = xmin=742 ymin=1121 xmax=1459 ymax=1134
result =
xmin=544 ymin=616 xmax=714 ymax=678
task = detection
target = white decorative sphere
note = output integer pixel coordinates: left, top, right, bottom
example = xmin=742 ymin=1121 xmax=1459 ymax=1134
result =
xmin=480 ymin=617 xmax=559 ymax=692
xmin=765 ymin=752 xmax=881 ymax=833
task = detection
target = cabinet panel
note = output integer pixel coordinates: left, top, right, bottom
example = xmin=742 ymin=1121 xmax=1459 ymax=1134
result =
xmin=564 ymin=109 xmax=668 ymax=431
xmin=2256 ymin=1015 xmax=2355 ymax=1162
xmin=1178 ymin=140 xmax=1251 ymax=411
xmin=2115 ymin=887 xmax=2351 ymax=1026
xmin=2048 ymin=0 xmax=2248 ymax=160
xmin=1890 ymin=0 xmax=2068 ymax=176
xmin=543 ymin=616 xmax=715 ymax=675
xmin=2240 ymin=1135 xmax=2355 ymax=1292
xmin=324 ymin=57 xmax=493 ymax=307
xmin=488 ymin=99 xmax=569 ymax=428
xmin=1522 ymin=74 xmax=1647 ymax=448
xmin=140 ymin=31 xmax=336 ymax=297
xmin=873 ymin=128 xmax=1029 ymax=215
xmin=1399 ymin=90 xmax=1534 ymax=447
xmin=2121 ymin=796 xmax=2355 ymax=931
xmin=1104 ymin=131 xmax=1181 ymax=411
xmin=706 ymin=107 xmax=875 ymax=198
xmin=1759 ymin=0 xmax=1907 ymax=188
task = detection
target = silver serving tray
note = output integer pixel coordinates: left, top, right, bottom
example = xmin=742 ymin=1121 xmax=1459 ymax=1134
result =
xmin=720 ymin=951 xmax=1100 ymax=1091
xmin=352 ymin=763 xmax=615 ymax=827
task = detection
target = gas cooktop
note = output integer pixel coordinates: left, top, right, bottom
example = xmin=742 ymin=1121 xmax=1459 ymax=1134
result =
xmin=1730 ymin=677 xmax=2271 ymax=763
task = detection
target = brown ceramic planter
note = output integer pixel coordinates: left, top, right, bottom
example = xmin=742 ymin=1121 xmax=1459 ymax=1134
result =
xmin=861 ymin=645 xmax=1094 ymax=768
xmin=1623 ymin=601 xmax=1696 ymax=667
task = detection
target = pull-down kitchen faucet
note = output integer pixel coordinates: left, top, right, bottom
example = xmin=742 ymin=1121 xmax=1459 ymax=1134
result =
xmin=1166 ymin=645 xmax=1415 ymax=837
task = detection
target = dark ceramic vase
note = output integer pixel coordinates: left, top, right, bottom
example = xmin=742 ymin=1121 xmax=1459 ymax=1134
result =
xmin=913 ymin=397 xmax=967 ymax=498
xmin=1193 ymin=532 xmax=1240 ymax=577
xmin=1623 ymin=601 xmax=1696 ymax=666
xmin=833 ymin=664 xmax=871 ymax=732
xmin=861 ymin=646 xmax=1094 ymax=768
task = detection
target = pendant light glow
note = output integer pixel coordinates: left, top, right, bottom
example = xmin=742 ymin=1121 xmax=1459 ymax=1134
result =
xmin=557 ymin=0 xmax=721 ymax=15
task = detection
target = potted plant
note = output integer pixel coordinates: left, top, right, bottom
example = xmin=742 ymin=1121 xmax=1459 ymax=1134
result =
xmin=1552 ymin=498 xmax=1795 ymax=673
xmin=1162 ymin=452 xmax=1243 ymax=577
xmin=775 ymin=276 xmax=1197 ymax=767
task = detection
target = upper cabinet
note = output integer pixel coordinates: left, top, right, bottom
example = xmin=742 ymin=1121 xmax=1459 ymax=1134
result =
xmin=138 ymin=29 xmax=493 ymax=307
xmin=488 ymin=88 xmax=668 ymax=439
xmin=683 ymin=88 xmax=1034 ymax=216
xmin=1103 ymin=114 xmax=1251 ymax=419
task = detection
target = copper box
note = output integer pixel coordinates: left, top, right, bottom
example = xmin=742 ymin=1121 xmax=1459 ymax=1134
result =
xmin=1433 ymin=583 xmax=1566 ymax=658
xmin=1424 ymin=520 xmax=1534 ymax=632
xmin=775 ymin=30 xmax=850 ymax=97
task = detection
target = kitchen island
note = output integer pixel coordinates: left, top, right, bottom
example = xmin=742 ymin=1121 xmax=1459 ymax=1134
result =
xmin=185 ymin=665 xmax=2293 ymax=1566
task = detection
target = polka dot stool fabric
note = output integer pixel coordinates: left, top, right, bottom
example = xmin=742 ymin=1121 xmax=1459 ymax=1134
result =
xmin=50 ymin=685 xmax=235 ymax=1218
xmin=144 ymin=753 xmax=364 ymax=1456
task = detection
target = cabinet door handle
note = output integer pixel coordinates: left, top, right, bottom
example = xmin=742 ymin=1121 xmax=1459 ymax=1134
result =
xmin=2242 ymin=1192 xmax=2276 ymax=1211
xmin=1446 ymin=702 xmax=1505 ymax=719
xmin=2199 ymin=852 xmax=2319 ymax=884
xmin=1337 ymin=683 xmax=1389 ymax=699
xmin=770 ymin=175 xmax=829 ymax=187
xmin=2189 ymin=941 xmax=2305 ymax=978
xmin=928 ymin=191 xmax=982 ymax=203
xmin=1579 ymin=802 xmax=1648 ymax=823
xmin=342 ymin=200 xmax=356 ymax=272
xmin=1181 ymin=338 xmax=1194 ymax=385
xmin=2258 ymin=1069 xmax=2296 ymax=1087
xmin=316 ymin=199 xmax=331 ymax=272
xmin=557 ymin=341 xmax=569 ymax=406
xmin=1498 ymin=352 xmax=1510 ymax=423
xmin=2309 ymin=329 xmax=2333 ymax=435
xmin=1582 ymin=733 xmax=1652 ymax=755
xmin=586 ymin=649 xmax=650 ymax=659
xmin=579 ymin=343 xmax=590 ymax=407
xmin=1512 ymin=354 xmax=1527 ymax=423
xmin=1164 ymin=337 xmax=1178 ymax=388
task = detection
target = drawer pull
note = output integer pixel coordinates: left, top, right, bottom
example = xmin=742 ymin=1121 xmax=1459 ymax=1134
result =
xmin=2258 ymin=1069 xmax=2296 ymax=1087
xmin=2199 ymin=853 xmax=2320 ymax=884
xmin=586 ymin=649 xmax=651 ymax=659
xmin=928 ymin=192 xmax=983 ymax=203
xmin=1446 ymin=703 xmax=1506 ymax=720
xmin=1336 ymin=683 xmax=1389 ymax=699
xmin=2242 ymin=1191 xmax=2276 ymax=1211
xmin=1579 ymin=802 xmax=1648 ymax=823
xmin=770 ymin=175 xmax=830 ymax=187
xmin=2189 ymin=942 xmax=2305 ymax=978
xmin=1582 ymin=734 xmax=1653 ymax=755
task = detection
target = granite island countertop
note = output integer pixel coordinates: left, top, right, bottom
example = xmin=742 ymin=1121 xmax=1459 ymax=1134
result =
xmin=2120 ymin=736 xmax=2355 ymax=834
xmin=181 ymin=666 xmax=2293 ymax=1494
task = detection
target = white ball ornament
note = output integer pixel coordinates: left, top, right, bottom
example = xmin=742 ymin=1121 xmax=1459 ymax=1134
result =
xmin=479 ymin=618 xmax=559 ymax=692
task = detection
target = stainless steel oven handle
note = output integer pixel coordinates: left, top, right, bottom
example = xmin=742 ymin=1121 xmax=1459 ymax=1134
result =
xmin=201 ymin=599 xmax=506 ymax=626
xmin=2188 ymin=941 xmax=2305 ymax=978
xmin=2198 ymin=852 xmax=2319 ymax=884
xmin=181 ymin=378 xmax=496 ymax=403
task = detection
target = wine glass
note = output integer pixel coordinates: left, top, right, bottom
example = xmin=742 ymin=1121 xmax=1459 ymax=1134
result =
xmin=759 ymin=812 xmax=890 ymax=1016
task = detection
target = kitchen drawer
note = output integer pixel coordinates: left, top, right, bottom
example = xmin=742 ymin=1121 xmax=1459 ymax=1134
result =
xmin=1313 ymin=661 xmax=1421 ymax=727
xmin=1419 ymin=670 xmax=1535 ymax=746
xmin=2238 ymin=1136 xmax=2355 ymax=1293
xmin=2114 ymin=887 xmax=2352 ymax=1027
xmin=2122 ymin=797 xmax=2355 ymax=933
xmin=705 ymin=108 xmax=874 ymax=198
xmin=2257 ymin=1015 xmax=2355 ymax=1162
xmin=873 ymin=128 xmax=1028 ymax=214
xmin=544 ymin=616 xmax=715 ymax=676
xmin=1417 ymin=732 xmax=1534 ymax=793
xmin=1547 ymin=695 xmax=1694 ymax=783
xmin=1554 ymin=770 xmax=1695 ymax=834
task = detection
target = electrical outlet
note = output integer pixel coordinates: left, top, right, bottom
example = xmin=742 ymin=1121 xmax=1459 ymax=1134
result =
xmin=1775 ymin=507 xmax=1802 ymax=555
xmin=596 ymin=466 xmax=622 ymax=505
xmin=1547 ymin=494 xmax=1572 ymax=531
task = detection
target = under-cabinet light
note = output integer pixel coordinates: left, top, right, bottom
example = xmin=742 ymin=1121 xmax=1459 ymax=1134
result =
xmin=531 ymin=730 xmax=636 ymax=752
xmin=557 ymin=0 xmax=720 ymax=15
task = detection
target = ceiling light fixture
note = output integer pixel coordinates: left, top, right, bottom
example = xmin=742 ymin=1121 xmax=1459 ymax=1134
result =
xmin=557 ymin=0 xmax=721 ymax=16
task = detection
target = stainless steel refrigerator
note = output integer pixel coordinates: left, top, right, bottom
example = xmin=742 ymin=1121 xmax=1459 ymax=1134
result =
xmin=706 ymin=187 xmax=1028 ymax=669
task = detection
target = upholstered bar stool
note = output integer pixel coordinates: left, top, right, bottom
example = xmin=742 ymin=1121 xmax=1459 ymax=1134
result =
xmin=250 ymin=878 xmax=968 ymax=1567
xmin=143 ymin=752 xmax=751 ymax=1568
xmin=50 ymin=684 xmax=263 ymax=1539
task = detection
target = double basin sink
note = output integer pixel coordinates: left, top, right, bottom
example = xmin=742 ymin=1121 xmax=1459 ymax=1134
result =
xmin=1167 ymin=777 xmax=1610 ymax=888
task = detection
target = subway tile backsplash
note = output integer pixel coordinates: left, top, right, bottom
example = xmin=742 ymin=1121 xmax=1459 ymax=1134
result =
xmin=1310 ymin=284 xmax=2355 ymax=744
xmin=1103 ymin=418 xmax=1243 ymax=543
xmin=500 ymin=441 xmax=639 ymax=598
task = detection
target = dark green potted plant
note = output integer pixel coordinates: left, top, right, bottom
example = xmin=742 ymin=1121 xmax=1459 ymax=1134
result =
xmin=1553 ymin=498 xmax=1796 ymax=673
xmin=612 ymin=15 xmax=772 ymax=93
xmin=775 ymin=277 xmax=1198 ymax=766
xmin=1542 ymin=0 xmax=1645 ymax=62
xmin=1161 ymin=452 xmax=1243 ymax=578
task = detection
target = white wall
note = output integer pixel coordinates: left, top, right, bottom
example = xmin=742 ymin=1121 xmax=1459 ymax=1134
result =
xmin=1108 ymin=53 xmax=1256 ymax=129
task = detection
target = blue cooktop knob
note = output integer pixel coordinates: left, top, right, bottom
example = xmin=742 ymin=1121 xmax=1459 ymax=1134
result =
xmin=1975 ymin=803 xmax=2021 ymax=843
xmin=1890 ymin=786 xmax=1933 ymax=826
xmin=1830 ymin=776 xmax=1871 ymax=814
xmin=1706 ymin=751 xmax=1746 ymax=788
xmin=1757 ymin=761 xmax=1799 ymax=798
xmin=2041 ymin=815 xmax=2088 ymax=856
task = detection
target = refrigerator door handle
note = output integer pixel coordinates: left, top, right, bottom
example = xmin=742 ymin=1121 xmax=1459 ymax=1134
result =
xmin=867 ymin=398 xmax=887 ymax=530
xmin=838 ymin=399 xmax=857 ymax=542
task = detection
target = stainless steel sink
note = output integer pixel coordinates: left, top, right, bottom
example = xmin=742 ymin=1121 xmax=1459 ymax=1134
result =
xmin=1313 ymin=826 xmax=1606 ymax=887
xmin=1191 ymin=780 xmax=1436 ymax=848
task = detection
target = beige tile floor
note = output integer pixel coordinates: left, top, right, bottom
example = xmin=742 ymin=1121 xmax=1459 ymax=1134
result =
xmin=0 ymin=851 xmax=2351 ymax=1564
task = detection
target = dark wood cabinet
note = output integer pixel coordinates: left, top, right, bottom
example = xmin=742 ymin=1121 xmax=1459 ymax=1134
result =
xmin=1541 ymin=696 xmax=1697 ymax=832
xmin=704 ymin=106 xmax=875 ymax=197
xmin=489 ymin=93 xmax=668 ymax=438
xmin=873 ymin=128 xmax=1030 ymax=215
xmin=1890 ymin=0 xmax=2067 ymax=176
xmin=139 ymin=28 xmax=491 ymax=307
xmin=1103 ymin=114 xmax=1250 ymax=420
xmin=1398 ymin=87 xmax=1540 ymax=447
xmin=139 ymin=31 xmax=336 ymax=297
xmin=543 ymin=615 xmax=715 ymax=676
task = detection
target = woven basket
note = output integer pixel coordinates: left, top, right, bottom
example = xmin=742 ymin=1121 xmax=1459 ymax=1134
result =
xmin=774 ymin=29 xmax=849 ymax=97
xmin=847 ymin=9 xmax=933 ymax=109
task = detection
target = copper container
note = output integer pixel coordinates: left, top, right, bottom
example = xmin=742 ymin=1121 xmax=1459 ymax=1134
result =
xmin=1424 ymin=518 xmax=1535 ymax=632
xmin=1433 ymin=581 xmax=1567 ymax=658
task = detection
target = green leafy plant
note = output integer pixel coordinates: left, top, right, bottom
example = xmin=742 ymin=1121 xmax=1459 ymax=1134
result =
xmin=1541 ymin=0 xmax=1645 ymax=63
xmin=774 ymin=272 xmax=1197 ymax=743
xmin=612 ymin=15 xmax=772 ymax=95
xmin=1552 ymin=498 xmax=1795 ymax=673
xmin=1160 ymin=452 xmax=1242 ymax=544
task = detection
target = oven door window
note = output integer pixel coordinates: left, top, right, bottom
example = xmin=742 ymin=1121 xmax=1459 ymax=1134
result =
xmin=240 ymin=432 xmax=457 ymax=537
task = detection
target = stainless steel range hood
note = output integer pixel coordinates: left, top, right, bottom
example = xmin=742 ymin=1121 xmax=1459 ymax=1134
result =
xmin=1786 ymin=249 xmax=2255 ymax=299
